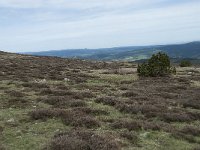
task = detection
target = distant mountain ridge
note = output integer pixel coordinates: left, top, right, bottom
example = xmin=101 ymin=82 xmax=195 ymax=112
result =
xmin=25 ymin=41 xmax=200 ymax=61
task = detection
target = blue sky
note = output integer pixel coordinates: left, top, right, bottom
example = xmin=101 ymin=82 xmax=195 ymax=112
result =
xmin=0 ymin=0 xmax=200 ymax=52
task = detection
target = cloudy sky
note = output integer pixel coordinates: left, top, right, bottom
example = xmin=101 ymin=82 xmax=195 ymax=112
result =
xmin=0 ymin=0 xmax=200 ymax=52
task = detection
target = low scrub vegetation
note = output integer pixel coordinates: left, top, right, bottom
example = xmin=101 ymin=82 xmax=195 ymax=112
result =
xmin=0 ymin=51 xmax=200 ymax=149
xmin=46 ymin=130 xmax=121 ymax=150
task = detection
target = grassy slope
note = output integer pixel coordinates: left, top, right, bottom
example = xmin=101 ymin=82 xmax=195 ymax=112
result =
xmin=0 ymin=51 xmax=200 ymax=150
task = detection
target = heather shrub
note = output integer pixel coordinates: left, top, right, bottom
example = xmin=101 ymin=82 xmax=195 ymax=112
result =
xmin=172 ymin=132 xmax=197 ymax=143
xmin=5 ymin=90 xmax=25 ymax=97
xmin=95 ymin=96 xmax=117 ymax=106
xmin=61 ymin=110 xmax=100 ymax=128
xmin=29 ymin=109 xmax=67 ymax=120
xmin=120 ymin=131 xmax=139 ymax=144
xmin=73 ymin=107 xmax=109 ymax=116
xmin=160 ymin=113 xmax=192 ymax=123
xmin=46 ymin=130 xmax=120 ymax=150
xmin=179 ymin=126 xmax=200 ymax=136
xmin=122 ymin=91 xmax=138 ymax=97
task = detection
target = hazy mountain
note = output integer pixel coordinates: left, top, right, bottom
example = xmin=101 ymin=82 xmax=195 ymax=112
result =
xmin=26 ymin=41 xmax=200 ymax=61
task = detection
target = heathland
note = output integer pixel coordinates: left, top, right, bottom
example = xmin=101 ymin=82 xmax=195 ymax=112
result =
xmin=0 ymin=51 xmax=200 ymax=150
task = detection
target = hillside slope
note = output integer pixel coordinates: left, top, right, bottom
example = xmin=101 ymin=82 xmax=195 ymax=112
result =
xmin=26 ymin=42 xmax=200 ymax=61
xmin=85 ymin=42 xmax=200 ymax=61
xmin=0 ymin=52 xmax=200 ymax=149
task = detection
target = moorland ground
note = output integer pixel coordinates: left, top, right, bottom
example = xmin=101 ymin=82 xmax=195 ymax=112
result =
xmin=0 ymin=51 xmax=200 ymax=150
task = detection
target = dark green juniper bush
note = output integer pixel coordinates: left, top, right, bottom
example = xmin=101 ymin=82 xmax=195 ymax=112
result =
xmin=180 ymin=60 xmax=192 ymax=67
xmin=137 ymin=52 xmax=176 ymax=77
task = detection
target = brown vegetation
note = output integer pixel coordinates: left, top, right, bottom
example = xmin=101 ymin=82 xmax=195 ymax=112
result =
xmin=46 ymin=130 xmax=121 ymax=150
xmin=1 ymin=51 xmax=200 ymax=149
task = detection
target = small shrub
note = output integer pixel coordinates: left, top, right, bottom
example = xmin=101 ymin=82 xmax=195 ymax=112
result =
xmin=61 ymin=110 xmax=100 ymax=128
xmin=47 ymin=130 xmax=120 ymax=150
xmin=137 ymin=52 xmax=176 ymax=77
xmin=95 ymin=96 xmax=117 ymax=106
xmin=122 ymin=91 xmax=138 ymax=97
xmin=30 ymin=108 xmax=100 ymax=128
xmin=142 ymin=122 xmax=162 ymax=131
xmin=48 ymin=136 xmax=89 ymax=150
xmin=51 ymin=90 xmax=71 ymax=96
xmin=72 ymin=91 xmax=95 ymax=99
xmin=42 ymin=96 xmax=68 ymax=106
xmin=29 ymin=109 xmax=67 ymax=120
xmin=172 ymin=132 xmax=197 ymax=143
xmin=7 ymin=98 xmax=30 ymax=108
xmin=71 ymin=116 xmax=100 ymax=128
xmin=180 ymin=60 xmax=192 ymax=67
xmin=116 ymin=104 xmax=162 ymax=116
xmin=116 ymin=104 xmax=136 ymax=114
xmin=119 ymin=85 xmax=129 ymax=90
xmin=120 ymin=131 xmax=139 ymax=144
xmin=187 ymin=112 xmax=200 ymax=121
xmin=22 ymin=82 xmax=49 ymax=89
xmin=42 ymin=96 xmax=87 ymax=108
xmin=179 ymin=126 xmax=200 ymax=136
xmin=182 ymin=100 xmax=200 ymax=109
xmin=39 ymin=89 xmax=53 ymax=95
xmin=69 ymin=100 xmax=87 ymax=107
xmin=160 ymin=113 xmax=192 ymax=123
xmin=56 ymin=84 xmax=70 ymax=90
xmin=74 ymin=107 xmax=109 ymax=116
xmin=5 ymin=90 xmax=25 ymax=97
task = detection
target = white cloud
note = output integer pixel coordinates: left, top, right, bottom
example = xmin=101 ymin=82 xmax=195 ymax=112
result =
xmin=0 ymin=0 xmax=200 ymax=51
xmin=0 ymin=0 xmax=167 ymax=9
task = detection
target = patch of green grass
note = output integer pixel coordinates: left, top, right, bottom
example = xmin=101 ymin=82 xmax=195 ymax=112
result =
xmin=124 ymin=55 xmax=148 ymax=61
xmin=98 ymin=74 xmax=138 ymax=84
xmin=139 ymin=131 xmax=197 ymax=150
xmin=2 ymin=119 xmax=69 ymax=150
xmin=88 ymin=100 xmax=124 ymax=119
xmin=0 ymin=108 xmax=28 ymax=122
xmin=86 ymin=78 xmax=109 ymax=85
xmin=0 ymin=107 xmax=70 ymax=149
xmin=87 ymin=100 xmax=133 ymax=131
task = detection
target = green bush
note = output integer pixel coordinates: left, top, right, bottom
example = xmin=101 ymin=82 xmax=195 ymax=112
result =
xmin=137 ymin=52 xmax=176 ymax=77
xmin=180 ymin=60 xmax=192 ymax=67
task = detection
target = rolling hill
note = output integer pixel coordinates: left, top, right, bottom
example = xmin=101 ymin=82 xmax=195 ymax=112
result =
xmin=25 ymin=41 xmax=200 ymax=61
xmin=1 ymin=51 xmax=200 ymax=149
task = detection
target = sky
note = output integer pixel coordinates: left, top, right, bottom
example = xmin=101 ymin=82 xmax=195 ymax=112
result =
xmin=0 ymin=0 xmax=200 ymax=52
